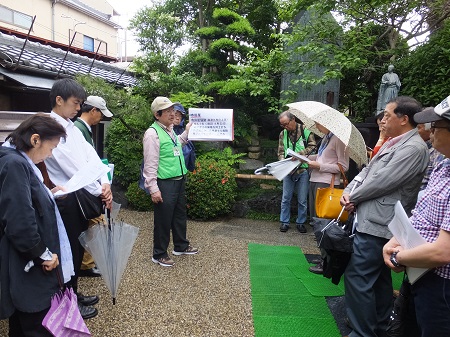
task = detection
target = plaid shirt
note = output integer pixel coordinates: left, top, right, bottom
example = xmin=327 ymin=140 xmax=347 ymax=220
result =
xmin=420 ymin=140 xmax=445 ymax=190
xmin=411 ymin=158 xmax=450 ymax=279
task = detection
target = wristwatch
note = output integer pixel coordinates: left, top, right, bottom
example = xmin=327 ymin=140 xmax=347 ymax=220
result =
xmin=390 ymin=251 xmax=403 ymax=268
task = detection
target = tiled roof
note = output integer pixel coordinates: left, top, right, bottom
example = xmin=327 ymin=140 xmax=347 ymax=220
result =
xmin=0 ymin=32 xmax=137 ymax=87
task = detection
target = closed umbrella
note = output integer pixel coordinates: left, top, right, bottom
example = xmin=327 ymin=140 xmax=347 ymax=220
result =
xmin=254 ymin=158 xmax=301 ymax=181
xmin=287 ymin=101 xmax=368 ymax=167
xmin=79 ymin=220 xmax=139 ymax=304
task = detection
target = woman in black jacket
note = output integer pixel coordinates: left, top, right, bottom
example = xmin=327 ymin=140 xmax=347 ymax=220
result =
xmin=0 ymin=113 xmax=73 ymax=336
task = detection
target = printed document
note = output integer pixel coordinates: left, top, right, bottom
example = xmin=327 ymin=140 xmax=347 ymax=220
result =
xmin=388 ymin=201 xmax=429 ymax=284
xmin=286 ymin=148 xmax=311 ymax=162
xmin=54 ymin=160 xmax=111 ymax=196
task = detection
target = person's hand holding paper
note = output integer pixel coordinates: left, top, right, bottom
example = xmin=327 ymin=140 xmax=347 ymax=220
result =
xmin=386 ymin=201 xmax=429 ymax=284
xmin=53 ymin=161 xmax=111 ymax=197
xmin=286 ymin=148 xmax=310 ymax=162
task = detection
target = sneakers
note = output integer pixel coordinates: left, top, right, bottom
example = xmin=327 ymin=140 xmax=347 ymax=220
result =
xmin=172 ymin=245 xmax=199 ymax=256
xmin=296 ymin=223 xmax=307 ymax=233
xmin=152 ymin=256 xmax=175 ymax=267
xmin=309 ymin=260 xmax=324 ymax=274
xmin=280 ymin=223 xmax=289 ymax=232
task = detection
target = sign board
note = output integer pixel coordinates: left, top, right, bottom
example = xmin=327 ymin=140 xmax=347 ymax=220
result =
xmin=188 ymin=108 xmax=234 ymax=141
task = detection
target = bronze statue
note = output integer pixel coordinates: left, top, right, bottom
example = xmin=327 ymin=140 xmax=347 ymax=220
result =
xmin=377 ymin=64 xmax=401 ymax=113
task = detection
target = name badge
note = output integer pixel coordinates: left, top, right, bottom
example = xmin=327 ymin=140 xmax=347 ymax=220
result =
xmin=173 ymin=147 xmax=181 ymax=156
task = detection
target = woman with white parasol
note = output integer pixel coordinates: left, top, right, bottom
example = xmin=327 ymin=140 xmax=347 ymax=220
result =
xmin=307 ymin=122 xmax=349 ymax=274
xmin=286 ymin=101 xmax=368 ymax=274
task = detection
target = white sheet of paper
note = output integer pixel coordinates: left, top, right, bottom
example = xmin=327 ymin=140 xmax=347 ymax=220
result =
xmin=388 ymin=201 xmax=429 ymax=284
xmin=188 ymin=108 xmax=234 ymax=141
xmin=54 ymin=161 xmax=111 ymax=196
xmin=286 ymin=148 xmax=311 ymax=162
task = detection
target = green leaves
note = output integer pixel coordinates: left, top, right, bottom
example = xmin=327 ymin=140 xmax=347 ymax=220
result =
xmin=186 ymin=156 xmax=238 ymax=220
xmin=398 ymin=20 xmax=450 ymax=106
xmin=129 ymin=6 xmax=184 ymax=57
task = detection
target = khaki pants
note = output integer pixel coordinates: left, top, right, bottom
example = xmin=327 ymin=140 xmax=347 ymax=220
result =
xmin=80 ymin=215 xmax=106 ymax=270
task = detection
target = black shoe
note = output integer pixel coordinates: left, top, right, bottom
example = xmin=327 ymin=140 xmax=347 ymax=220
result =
xmin=296 ymin=224 xmax=307 ymax=233
xmin=280 ymin=223 xmax=289 ymax=232
xmin=310 ymin=258 xmax=322 ymax=264
xmin=79 ymin=267 xmax=101 ymax=277
xmin=344 ymin=316 xmax=353 ymax=329
xmin=77 ymin=294 xmax=99 ymax=306
xmin=78 ymin=303 xmax=98 ymax=320
xmin=308 ymin=261 xmax=324 ymax=274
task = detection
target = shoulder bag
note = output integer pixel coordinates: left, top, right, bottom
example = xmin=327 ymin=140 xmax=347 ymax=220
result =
xmin=74 ymin=188 xmax=103 ymax=220
xmin=315 ymin=163 xmax=349 ymax=221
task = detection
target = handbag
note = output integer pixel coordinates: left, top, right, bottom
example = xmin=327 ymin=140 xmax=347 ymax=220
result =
xmin=42 ymin=270 xmax=91 ymax=337
xmin=386 ymin=274 xmax=420 ymax=337
xmin=74 ymin=188 xmax=103 ymax=220
xmin=315 ymin=163 xmax=349 ymax=221
xmin=312 ymin=213 xmax=355 ymax=285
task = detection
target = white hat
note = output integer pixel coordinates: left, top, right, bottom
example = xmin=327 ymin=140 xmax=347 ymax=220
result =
xmin=151 ymin=96 xmax=178 ymax=114
xmin=84 ymin=96 xmax=113 ymax=117
xmin=414 ymin=95 xmax=450 ymax=123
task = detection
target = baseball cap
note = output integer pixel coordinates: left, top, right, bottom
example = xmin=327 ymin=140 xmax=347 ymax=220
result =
xmin=414 ymin=95 xmax=450 ymax=123
xmin=84 ymin=96 xmax=113 ymax=117
xmin=151 ymin=96 xmax=179 ymax=114
xmin=174 ymin=103 xmax=186 ymax=114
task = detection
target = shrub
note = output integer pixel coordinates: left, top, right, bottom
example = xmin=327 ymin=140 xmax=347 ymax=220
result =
xmin=125 ymin=182 xmax=154 ymax=211
xmin=199 ymin=147 xmax=246 ymax=167
xmin=186 ymin=158 xmax=238 ymax=220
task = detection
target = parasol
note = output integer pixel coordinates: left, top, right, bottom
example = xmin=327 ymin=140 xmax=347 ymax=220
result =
xmin=79 ymin=220 xmax=139 ymax=304
xmin=287 ymin=101 xmax=368 ymax=167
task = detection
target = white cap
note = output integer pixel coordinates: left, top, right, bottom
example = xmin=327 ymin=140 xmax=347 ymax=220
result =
xmin=434 ymin=95 xmax=450 ymax=118
xmin=84 ymin=96 xmax=113 ymax=117
xmin=151 ymin=96 xmax=179 ymax=114
xmin=414 ymin=95 xmax=450 ymax=124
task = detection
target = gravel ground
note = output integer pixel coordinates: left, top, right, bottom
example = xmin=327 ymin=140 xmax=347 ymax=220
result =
xmin=0 ymin=209 xmax=320 ymax=336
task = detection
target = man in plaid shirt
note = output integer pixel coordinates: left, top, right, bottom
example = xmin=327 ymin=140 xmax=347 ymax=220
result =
xmin=383 ymin=94 xmax=450 ymax=336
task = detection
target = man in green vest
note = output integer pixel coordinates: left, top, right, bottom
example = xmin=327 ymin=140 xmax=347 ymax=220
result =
xmin=278 ymin=110 xmax=316 ymax=233
xmin=74 ymin=95 xmax=113 ymax=278
xmin=142 ymin=97 xmax=198 ymax=267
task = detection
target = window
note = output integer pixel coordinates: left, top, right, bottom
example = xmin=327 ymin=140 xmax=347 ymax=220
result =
xmin=0 ymin=5 xmax=32 ymax=29
xmin=83 ymin=35 xmax=94 ymax=52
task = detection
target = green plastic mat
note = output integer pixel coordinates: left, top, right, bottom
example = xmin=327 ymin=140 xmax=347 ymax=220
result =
xmin=249 ymin=243 xmax=405 ymax=337
xmin=249 ymin=243 xmax=342 ymax=337
xmin=288 ymin=264 xmax=345 ymax=297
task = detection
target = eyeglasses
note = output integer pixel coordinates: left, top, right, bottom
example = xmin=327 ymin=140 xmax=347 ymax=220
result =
xmin=430 ymin=121 xmax=450 ymax=133
xmin=280 ymin=120 xmax=292 ymax=128
xmin=162 ymin=108 xmax=175 ymax=114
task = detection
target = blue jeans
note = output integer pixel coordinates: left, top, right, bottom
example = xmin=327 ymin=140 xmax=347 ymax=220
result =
xmin=412 ymin=271 xmax=450 ymax=336
xmin=280 ymin=170 xmax=309 ymax=225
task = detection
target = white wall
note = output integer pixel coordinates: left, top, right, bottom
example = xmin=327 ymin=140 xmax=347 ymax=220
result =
xmin=0 ymin=0 xmax=118 ymax=57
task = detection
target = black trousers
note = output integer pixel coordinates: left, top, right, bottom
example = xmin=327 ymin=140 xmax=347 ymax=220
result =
xmin=153 ymin=178 xmax=189 ymax=259
xmin=55 ymin=193 xmax=89 ymax=293
xmin=9 ymin=308 xmax=53 ymax=337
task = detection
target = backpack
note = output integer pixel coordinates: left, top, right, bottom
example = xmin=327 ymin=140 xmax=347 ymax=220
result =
xmin=138 ymin=160 xmax=150 ymax=195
